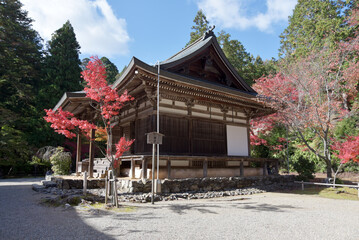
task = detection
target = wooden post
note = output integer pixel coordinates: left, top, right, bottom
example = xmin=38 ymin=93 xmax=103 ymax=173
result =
xmin=88 ymin=129 xmax=95 ymax=178
xmin=105 ymin=175 xmax=108 ymax=204
xmin=167 ymin=159 xmax=171 ymax=179
xmin=263 ymin=161 xmax=268 ymax=176
xmin=240 ymin=160 xmax=244 ymax=177
xmin=142 ymin=159 xmax=147 ymax=180
xmin=131 ymin=158 xmax=135 ymax=179
xmin=76 ymin=134 xmax=82 ymax=176
xmin=83 ymin=171 xmax=87 ymax=195
xmin=203 ymin=159 xmax=208 ymax=177
xmin=151 ymin=144 xmax=155 ymax=204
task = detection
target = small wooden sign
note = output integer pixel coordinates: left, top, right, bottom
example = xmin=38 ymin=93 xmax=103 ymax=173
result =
xmin=146 ymin=132 xmax=164 ymax=145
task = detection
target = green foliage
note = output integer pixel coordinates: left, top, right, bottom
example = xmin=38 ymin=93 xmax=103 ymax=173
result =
xmin=334 ymin=115 xmax=359 ymax=139
xmin=251 ymin=124 xmax=289 ymax=160
xmin=30 ymin=155 xmax=51 ymax=168
xmin=100 ymin=57 xmax=119 ymax=84
xmin=292 ymin=154 xmax=316 ymax=181
xmin=116 ymin=65 xmax=127 ymax=79
xmin=187 ymin=10 xmax=210 ymax=46
xmin=50 ymin=147 xmax=71 ymax=175
xmin=40 ymin=20 xmax=82 ymax=109
xmin=0 ymin=0 xmax=44 ymax=168
xmin=279 ymin=0 xmax=352 ymax=60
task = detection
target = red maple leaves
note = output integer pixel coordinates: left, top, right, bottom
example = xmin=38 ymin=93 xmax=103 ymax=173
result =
xmin=44 ymin=56 xmax=134 ymax=167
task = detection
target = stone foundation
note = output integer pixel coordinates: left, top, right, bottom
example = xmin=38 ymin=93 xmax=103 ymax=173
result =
xmin=51 ymin=177 xmax=105 ymax=190
xmin=49 ymin=175 xmax=295 ymax=193
xmin=117 ymin=175 xmax=295 ymax=193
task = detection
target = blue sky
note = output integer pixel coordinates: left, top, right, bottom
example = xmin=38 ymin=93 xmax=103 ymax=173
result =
xmin=21 ymin=0 xmax=297 ymax=70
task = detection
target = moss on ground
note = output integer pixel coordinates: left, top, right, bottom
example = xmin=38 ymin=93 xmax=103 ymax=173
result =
xmin=90 ymin=202 xmax=137 ymax=213
xmin=289 ymin=186 xmax=359 ymax=201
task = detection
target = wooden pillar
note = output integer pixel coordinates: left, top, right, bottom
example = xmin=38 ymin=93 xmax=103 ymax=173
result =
xmin=142 ymin=159 xmax=147 ymax=180
xmin=88 ymin=129 xmax=95 ymax=178
xmin=76 ymin=134 xmax=82 ymax=176
xmin=240 ymin=160 xmax=244 ymax=177
xmin=263 ymin=161 xmax=268 ymax=176
xmin=203 ymin=159 xmax=208 ymax=177
xmin=167 ymin=160 xmax=171 ymax=179
xmin=131 ymin=158 xmax=135 ymax=179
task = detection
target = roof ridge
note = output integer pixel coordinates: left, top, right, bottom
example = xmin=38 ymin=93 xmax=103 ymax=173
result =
xmin=162 ymin=33 xmax=206 ymax=63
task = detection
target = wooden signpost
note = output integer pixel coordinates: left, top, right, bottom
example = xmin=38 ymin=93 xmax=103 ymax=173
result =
xmin=146 ymin=132 xmax=164 ymax=204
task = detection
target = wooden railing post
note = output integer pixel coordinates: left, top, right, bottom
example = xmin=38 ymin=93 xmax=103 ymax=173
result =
xmin=167 ymin=159 xmax=171 ymax=179
xmin=203 ymin=159 xmax=208 ymax=177
xmin=263 ymin=161 xmax=268 ymax=176
xmin=240 ymin=160 xmax=244 ymax=177
xmin=275 ymin=161 xmax=279 ymax=175
xmin=142 ymin=159 xmax=147 ymax=180
xmin=130 ymin=158 xmax=135 ymax=179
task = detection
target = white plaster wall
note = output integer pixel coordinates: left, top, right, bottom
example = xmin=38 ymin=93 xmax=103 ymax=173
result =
xmin=193 ymin=105 xmax=208 ymax=111
xmin=227 ymin=125 xmax=249 ymax=156
xmin=192 ymin=112 xmax=210 ymax=118
xmin=175 ymin=101 xmax=186 ymax=107
xmin=160 ymin=99 xmax=172 ymax=104
xmin=160 ymin=107 xmax=187 ymax=115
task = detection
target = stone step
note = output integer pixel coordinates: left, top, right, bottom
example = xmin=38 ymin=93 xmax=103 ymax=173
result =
xmin=41 ymin=180 xmax=57 ymax=188
xmin=32 ymin=184 xmax=45 ymax=192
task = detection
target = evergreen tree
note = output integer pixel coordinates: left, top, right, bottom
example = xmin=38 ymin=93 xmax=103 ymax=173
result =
xmin=187 ymin=10 xmax=210 ymax=46
xmin=41 ymin=20 xmax=82 ymax=108
xmin=279 ymin=0 xmax=352 ymax=59
xmin=0 ymin=0 xmax=43 ymax=170
xmin=218 ymin=31 xmax=272 ymax=85
xmin=116 ymin=65 xmax=127 ymax=79
xmin=100 ymin=57 xmax=119 ymax=84
xmin=81 ymin=57 xmax=90 ymax=71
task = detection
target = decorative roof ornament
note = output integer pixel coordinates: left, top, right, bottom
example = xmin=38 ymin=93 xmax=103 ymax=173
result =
xmin=205 ymin=25 xmax=216 ymax=38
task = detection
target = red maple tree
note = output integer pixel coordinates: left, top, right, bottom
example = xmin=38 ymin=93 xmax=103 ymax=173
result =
xmin=251 ymin=22 xmax=359 ymax=177
xmin=44 ymin=56 xmax=134 ymax=173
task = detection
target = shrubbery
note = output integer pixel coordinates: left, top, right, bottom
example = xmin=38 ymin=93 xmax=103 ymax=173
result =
xmin=292 ymin=155 xmax=316 ymax=181
xmin=50 ymin=147 xmax=72 ymax=175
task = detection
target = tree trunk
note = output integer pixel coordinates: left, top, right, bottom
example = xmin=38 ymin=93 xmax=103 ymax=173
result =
xmin=326 ymin=162 xmax=333 ymax=179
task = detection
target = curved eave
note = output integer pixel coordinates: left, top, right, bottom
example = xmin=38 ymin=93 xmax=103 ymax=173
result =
xmin=53 ymin=91 xmax=87 ymax=112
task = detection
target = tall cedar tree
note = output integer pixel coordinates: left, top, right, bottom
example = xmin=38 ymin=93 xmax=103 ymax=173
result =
xmin=41 ymin=20 xmax=82 ymax=109
xmin=100 ymin=57 xmax=119 ymax=84
xmin=279 ymin=0 xmax=352 ymax=60
xmin=187 ymin=10 xmax=210 ymax=46
xmin=0 ymin=0 xmax=43 ymax=167
xmin=188 ymin=12 xmax=273 ymax=86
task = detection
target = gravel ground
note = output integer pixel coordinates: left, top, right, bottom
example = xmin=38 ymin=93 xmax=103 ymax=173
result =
xmin=1 ymin=178 xmax=359 ymax=240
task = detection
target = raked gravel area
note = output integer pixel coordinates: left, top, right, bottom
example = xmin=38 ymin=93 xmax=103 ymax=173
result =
xmin=1 ymin=178 xmax=359 ymax=240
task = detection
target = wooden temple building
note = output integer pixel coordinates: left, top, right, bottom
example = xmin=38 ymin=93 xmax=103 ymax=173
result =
xmin=54 ymin=30 xmax=277 ymax=179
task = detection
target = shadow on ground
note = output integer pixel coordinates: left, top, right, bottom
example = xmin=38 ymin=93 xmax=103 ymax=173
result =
xmin=0 ymin=178 xmax=114 ymax=240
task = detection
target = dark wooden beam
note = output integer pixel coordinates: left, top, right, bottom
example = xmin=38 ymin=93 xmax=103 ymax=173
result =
xmin=88 ymin=129 xmax=96 ymax=178
xmin=76 ymin=134 xmax=82 ymax=176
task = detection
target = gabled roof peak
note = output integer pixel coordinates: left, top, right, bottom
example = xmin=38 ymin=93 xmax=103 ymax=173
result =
xmin=159 ymin=28 xmax=255 ymax=93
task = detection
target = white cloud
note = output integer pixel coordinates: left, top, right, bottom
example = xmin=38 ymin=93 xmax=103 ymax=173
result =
xmin=197 ymin=0 xmax=297 ymax=32
xmin=21 ymin=0 xmax=130 ymax=56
